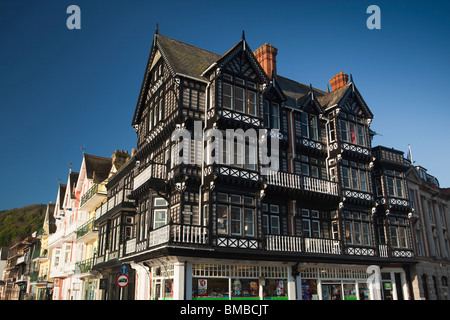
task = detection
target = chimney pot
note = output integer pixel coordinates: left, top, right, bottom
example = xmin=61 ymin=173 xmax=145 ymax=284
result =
xmin=254 ymin=43 xmax=278 ymax=79
xmin=329 ymin=72 xmax=349 ymax=91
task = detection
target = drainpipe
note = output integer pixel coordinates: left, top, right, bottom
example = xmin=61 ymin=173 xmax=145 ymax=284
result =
xmin=199 ymin=77 xmax=212 ymax=232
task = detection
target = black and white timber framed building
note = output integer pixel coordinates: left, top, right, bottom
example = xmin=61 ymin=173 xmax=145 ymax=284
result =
xmin=92 ymin=29 xmax=417 ymax=300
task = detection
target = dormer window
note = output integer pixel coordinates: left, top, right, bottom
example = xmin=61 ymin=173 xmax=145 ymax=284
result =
xmin=294 ymin=111 xmax=318 ymax=141
xmin=222 ymin=73 xmax=258 ymax=117
xmin=339 ymin=114 xmax=366 ymax=147
xmin=264 ymin=101 xmax=280 ymax=130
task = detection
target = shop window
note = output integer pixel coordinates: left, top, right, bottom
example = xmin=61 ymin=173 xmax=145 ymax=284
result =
xmin=263 ymin=279 xmax=286 ymax=299
xmin=192 ymin=278 xmax=229 ymax=299
xmin=301 ymin=280 xmax=318 ymax=300
xmin=232 ymin=279 xmax=259 ymax=298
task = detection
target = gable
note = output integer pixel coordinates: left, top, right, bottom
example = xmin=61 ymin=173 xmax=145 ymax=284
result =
xmin=297 ymin=92 xmax=323 ymax=114
xmin=216 ymin=40 xmax=269 ymax=83
xmin=336 ymin=84 xmax=374 ymax=119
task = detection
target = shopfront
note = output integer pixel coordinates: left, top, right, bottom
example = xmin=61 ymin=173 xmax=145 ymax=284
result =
xmin=191 ymin=263 xmax=289 ymax=300
xmin=151 ymin=264 xmax=175 ymax=300
xmin=297 ymin=264 xmax=373 ymax=300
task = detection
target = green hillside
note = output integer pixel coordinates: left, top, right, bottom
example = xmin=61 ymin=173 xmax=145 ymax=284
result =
xmin=0 ymin=204 xmax=46 ymax=247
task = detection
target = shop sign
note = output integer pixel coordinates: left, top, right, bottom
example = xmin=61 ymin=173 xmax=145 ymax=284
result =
xmin=99 ymin=279 xmax=108 ymax=290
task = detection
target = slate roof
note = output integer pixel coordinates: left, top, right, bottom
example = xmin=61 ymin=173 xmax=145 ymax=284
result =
xmin=58 ymin=184 xmax=66 ymax=209
xmin=157 ymin=34 xmax=222 ymax=81
xmin=84 ymin=154 xmax=112 ymax=183
xmin=135 ymin=33 xmax=371 ymax=123
xmin=316 ymin=83 xmax=352 ymax=110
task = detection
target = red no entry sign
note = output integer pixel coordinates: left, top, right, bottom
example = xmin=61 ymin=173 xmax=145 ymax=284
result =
xmin=116 ymin=274 xmax=129 ymax=288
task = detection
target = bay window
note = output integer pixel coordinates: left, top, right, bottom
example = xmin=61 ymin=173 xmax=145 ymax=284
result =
xmin=216 ymin=192 xmax=255 ymax=237
xmin=153 ymin=197 xmax=168 ymax=229
xmin=344 ymin=211 xmax=372 ymax=246
xmin=339 ymin=115 xmax=367 ymax=147
xmin=222 ymin=74 xmax=258 ymax=116
xmin=341 ymin=162 xmax=369 ymax=192
xmin=264 ymin=101 xmax=280 ymax=129
xmin=296 ymin=112 xmax=319 ymax=141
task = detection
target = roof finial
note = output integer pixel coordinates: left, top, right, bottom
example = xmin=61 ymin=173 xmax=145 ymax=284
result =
xmin=242 ymin=30 xmax=245 ymax=40
xmin=327 ymin=83 xmax=330 ymax=93
xmin=350 ymin=73 xmax=353 ymax=82
xmin=155 ymin=23 xmax=159 ymax=35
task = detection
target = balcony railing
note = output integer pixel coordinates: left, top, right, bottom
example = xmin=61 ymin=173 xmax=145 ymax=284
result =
xmin=76 ymin=218 xmax=96 ymax=239
xmin=266 ymin=171 xmax=339 ymax=196
xmin=95 ymin=188 xmax=133 ymax=221
xmin=75 ymin=258 xmax=94 ymax=274
xmin=120 ymin=225 xmax=412 ymax=260
xmin=80 ymin=182 xmax=107 ymax=211
xmin=133 ymin=163 xmax=167 ymax=191
xmin=124 ymin=224 xmax=208 ymax=256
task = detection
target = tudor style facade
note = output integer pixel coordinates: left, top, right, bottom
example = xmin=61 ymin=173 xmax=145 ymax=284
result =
xmin=86 ymin=30 xmax=417 ymax=300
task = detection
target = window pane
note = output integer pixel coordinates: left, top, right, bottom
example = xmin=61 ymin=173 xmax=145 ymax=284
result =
xmin=223 ymin=83 xmax=233 ymax=110
xmin=357 ymin=125 xmax=365 ymax=146
xmin=301 ymin=112 xmax=309 ymax=138
xmin=262 ymin=214 xmax=269 ymax=234
xmin=271 ymin=103 xmax=280 ymax=130
xmin=362 ymin=223 xmax=371 ymax=246
xmin=271 ymin=216 xmax=280 ymax=235
xmin=264 ymin=101 xmax=270 ymax=127
xmin=235 ymin=87 xmax=245 ymax=112
xmin=345 ymin=221 xmax=353 ymax=244
xmin=387 ymin=177 xmax=395 ymax=197
xmin=231 ymin=194 xmax=242 ymax=204
xmin=302 ymin=220 xmax=311 ymax=238
xmin=349 ymin=123 xmax=356 ymax=144
xmin=351 ymin=168 xmax=359 ymax=190
xmin=247 ymin=91 xmax=257 ymax=116
xmin=399 ymin=227 xmax=408 ymax=248
xmin=396 ymin=179 xmax=403 ymax=198
xmin=310 ymin=115 xmax=318 ymax=141
xmin=354 ymin=222 xmax=361 ymax=245
xmin=244 ymin=208 xmax=255 ymax=237
xmin=217 ymin=205 xmax=228 ymax=234
xmin=154 ymin=198 xmax=168 ymax=206
xmin=390 ymin=226 xmax=399 ymax=248
xmin=360 ymin=171 xmax=368 ymax=192
xmin=231 ymin=206 xmax=241 ymax=235
xmin=341 ymin=120 xmax=348 ymax=142
xmin=343 ymin=167 xmax=350 ymax=188
xmin=312 ymin=221 xmax=320 ymax=238
xmin=154 ymin=209 xmax=167 ymax=229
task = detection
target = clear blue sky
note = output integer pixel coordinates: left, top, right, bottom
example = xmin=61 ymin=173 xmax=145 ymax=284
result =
xmin=1 ymin=0 xmax=449 ymax=210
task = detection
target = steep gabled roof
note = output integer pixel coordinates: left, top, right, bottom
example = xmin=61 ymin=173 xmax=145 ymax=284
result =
xmin=132 ymin=33 xmax=222 ymax=126
xmin=84 ymin=154 xmax=112 ymax=183
xmin=277 ymin=75 xmax=326 ymax=110
xmin=210 ymin=38 xmax=269 ymax=83
xmin=58 ymin=184 xmax=66 ymax=210
xmin=157 ymin=34 xmax=221 ymax=80
xmin=317 ymin=82 xmax=374 ymax=119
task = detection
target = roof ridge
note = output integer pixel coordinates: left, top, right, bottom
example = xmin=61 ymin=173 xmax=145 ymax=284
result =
xmin=157 ymin=34 xmax=221 ymax=57
xmin=277 ymin=75 xmax=326 ymax=94
xmin=84 ymin=153 xmax=112 ymax=161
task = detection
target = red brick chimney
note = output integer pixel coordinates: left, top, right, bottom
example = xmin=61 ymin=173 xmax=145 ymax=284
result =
xmin=329 ymin=72 xmax=349 ymax=91
xmin=254 ymin=43 xmax=278 ymax=79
